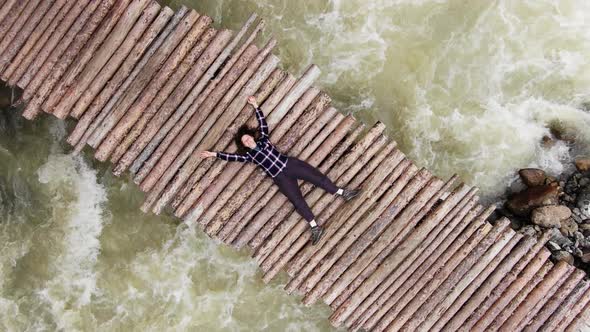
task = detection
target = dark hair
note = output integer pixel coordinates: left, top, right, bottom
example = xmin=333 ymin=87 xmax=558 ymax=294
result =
xmin=235 ymin=125 xmax=260 ymax=154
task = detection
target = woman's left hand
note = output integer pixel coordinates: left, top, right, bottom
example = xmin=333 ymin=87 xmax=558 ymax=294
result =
xmin=199 ymin=151 xmax=216 ymax=158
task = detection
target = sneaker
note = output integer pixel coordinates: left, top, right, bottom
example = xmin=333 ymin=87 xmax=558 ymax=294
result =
xmin=342 ymin=188 xmax=361 ymax=201
xmin=310 ymin=226 xmax=324 ymax=245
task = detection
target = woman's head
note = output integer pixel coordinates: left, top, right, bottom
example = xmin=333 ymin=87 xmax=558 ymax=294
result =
xmin=235 ymin=125 xmax=259 ymax=153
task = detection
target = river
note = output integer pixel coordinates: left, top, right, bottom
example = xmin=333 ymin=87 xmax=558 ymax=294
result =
xmin=1 ymin=0 xmax=590 ymax=331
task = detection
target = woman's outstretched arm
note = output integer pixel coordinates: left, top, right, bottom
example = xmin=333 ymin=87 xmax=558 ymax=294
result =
xmin=247 ymin=96 xmax=269 ymax=139
xmin=216 ymin=151 xmax=251 ymax=163
xmin=199 ymin=150 xmax=250 ymax=163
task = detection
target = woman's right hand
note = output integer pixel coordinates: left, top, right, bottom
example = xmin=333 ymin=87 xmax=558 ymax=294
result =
xmin=199 ymin=151 xmax=216 ymax=158
xmin=247 ymin=96 xmax=259 ymax=108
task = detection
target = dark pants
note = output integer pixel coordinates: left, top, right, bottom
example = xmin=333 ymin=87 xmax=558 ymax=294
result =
xmin=272 ymin=157 xmax=339 ymax=223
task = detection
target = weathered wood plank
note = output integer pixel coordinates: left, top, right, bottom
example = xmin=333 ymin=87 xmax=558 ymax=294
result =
xmin=67 ymin=7 xmax=180 ymax=150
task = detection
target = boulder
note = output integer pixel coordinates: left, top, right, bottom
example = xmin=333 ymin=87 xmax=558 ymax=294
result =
xmin=506 ymin=185 xmax=560 ymax=216
xmin=560 ymin=217 xmax=578 ymax=237
xmin=553 ymin=250 xmax=574 ymax=265
xmin=518 ymin=168 xmax=547 ymax=187
xmin=531 ymin=205 xmax=571 ymax=228
xmin=576 ymin=157 xmax=590 ymax=173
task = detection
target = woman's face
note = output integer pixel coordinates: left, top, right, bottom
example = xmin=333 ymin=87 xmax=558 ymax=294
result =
xmin=241 ymin=134 xmax=256 ymax=149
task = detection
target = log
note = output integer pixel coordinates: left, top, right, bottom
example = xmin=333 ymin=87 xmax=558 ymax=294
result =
xmin=329 ymin=183 xmax=473 ymax=325
xmin=131 ymin=14 xmax=260 ymax=180
xmin=253 ymin=123 xmax=387 ymax=265
xmin=140 ymin=44 xmax=277 ymax=214
xmin=195 ymin=77 xmax=304 ymax=230
xmin=318 ymin=181 xmax=468 ymax=309
xmin=68 ymin=3 xmax=169 ymax=120
xmin=236 ymin=120 xmax=364 ymax=249
xmin=6 ymin=0 xmax=76 ymax=86
xmin=499 ymin=261 xmax=572 ymax=331
xmin=51 ymin=0 xmax=153 ymax=118
xmin=0 ymin=0 xmax=37 ymax=61
xmin=539 ymin=280 xmax=590 ymax=332
xmin=170 ymin=68 xmax=288 ymax=212
xmin=427 ymin=230 xmax=524 ymax=331
xmin=88 ymin=9 xmax=201 ymax=150
xmin=330 ymin=176 xmax=462 ymax=312
xmin=22 ymin=0 xmax=113 ymax=120
xmin=184 ymin=87 xmax=323 ymax=223
xmin=523 ymin=269 xmax=585 ymax=332
xmin=44 ymin=0 xmax=132 ymax=115
xmin=136 ymin=44 xmax=259 ymax=193
xmin=94 ymin=13 xmax=212 ymax=161
xmin=485 ymin=260 xmax=554 ymax=331
xmin=272 ymin=141 xmax=399 ymax=285
xmin=463 ymin=230 xmax=552 ymax=330
xmin=471 ymin=248 xmax=551 ymax=331
xmin=444 ymin=234 xmax=538 ymax=332
xmin=1 ymin=0 xmax=65 ymax=79
xmin=284 ymin=149 xmax=408 ymax=294
xmin=113 ymin=29 xmax=234 ymax=173
xmin=259 ymin=135 xmax=391 ymax=283
xmin=383 ymin=218 xmax=508 ymax=332
xmin=67 ymin=8 xmax=191 ymax=149
xmin=350 ymin=195 xmax=480 ymax=330
xmin=110 ymin=27 xmax=218 ymax=170
xmin=16 ymin=0 xmax=89 ymax=90
xmin=196 ymin=91 xmax=332 ymax=234
xmin=369 ymin=206 xmax=490 ymax=331
xmin=139 ymin=59 xmax=314 ymax=207
xmin=559 ymin=286 xmax=590 ymax=332
xmin=153 ymin=50 xmax=280 ymax=216
xmin=287 ymin=159 xmax=418 ymax=294
xmin=206 ymin=73 xmax=317 ymax=241
xmin=154 ymin=46 xmax=290 ymax=215
xmin=220 ymin=113 xmax=355 ymax=245
xmin=0 ymin=0 xmax=17 ymax=27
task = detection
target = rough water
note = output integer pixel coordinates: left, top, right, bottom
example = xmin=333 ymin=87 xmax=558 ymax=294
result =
xmin=2 ymin=0 xmax=590 ymax=331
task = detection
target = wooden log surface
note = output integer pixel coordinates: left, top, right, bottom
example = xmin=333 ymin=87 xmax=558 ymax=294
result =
xmin=131 ymin=14 xmax=259 ymax=181
xmin=5 ymin=0 xmax=77 ymax=86
xmin=67 ymin=7 xmax=186 ymax=150
xmin=53 ymin=0 xmax=160 ymax=118
xmin=150 ymin=42 xmax=280 ymax=215
xmin=22 ymin=0 xmax=112 ymax=119
xmin=0 ymin=0 xmax=63 ymax=78
xmin=113 ymin=29 xmax=234 ymax=173
xmin=89 ymin=9 xmax=200 ymax=150
xmin=17 ymin=0 xmax=90 ymax=90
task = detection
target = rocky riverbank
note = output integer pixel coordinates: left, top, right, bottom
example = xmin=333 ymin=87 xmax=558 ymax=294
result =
xmin=501 ymin=157 xmax=590 ymax=271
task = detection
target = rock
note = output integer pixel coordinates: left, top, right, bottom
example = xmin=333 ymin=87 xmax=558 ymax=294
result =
xmin=520 ymin=225 xmax=537 ymax=237
xmin=550 ymin=121 xmax=577 ymax=143
xmin=542 ymin=135 xmax=555 ymax=148
xmin=506 ymin=185 xmax=560 ymax=216
xmin=547 ymin=241 xmax=561 ymax=251
xmin=575 ymin=157 xmax=590 ymax=173
xmin=553 ymin=250 xmax=574 ymax=265
xmin=531 ymin=205 xmax=572 ymax=228
xmin=560 ymin=218 xmax=579 ymax=237
xmin=549 ymin=228 xmax=574 ymax=248
xmin=519 ymin=168 xmax=547 ymax=187
xmin=577 ymin=188 xmax=590 ymax=218
xmin=580 ymin=248 xmax=590 ymax=263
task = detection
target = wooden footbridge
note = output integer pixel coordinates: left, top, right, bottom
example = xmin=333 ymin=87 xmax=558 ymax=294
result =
xmin=1 ymin=0 xmax=589 ymax=330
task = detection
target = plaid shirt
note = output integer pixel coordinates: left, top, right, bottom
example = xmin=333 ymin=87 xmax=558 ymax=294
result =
xmin=216 ymin=107 xmax=289 ymax=178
